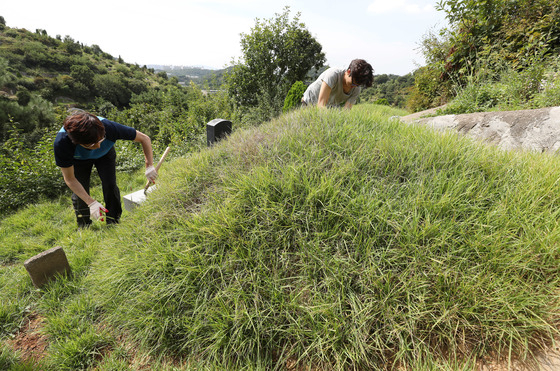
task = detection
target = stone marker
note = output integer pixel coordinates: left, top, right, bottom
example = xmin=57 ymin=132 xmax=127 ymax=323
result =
xmin=23 ymin=246 xmax=71 ymax=288
xmin=207 ymin=119 xmax=232 ymax=146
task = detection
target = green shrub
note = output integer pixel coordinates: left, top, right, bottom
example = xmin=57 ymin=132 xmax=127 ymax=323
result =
xmin=373 ymin=97 xmax=389 ymax=106
xmin=407 ymin=65 xmax=445 ymax=112
xmin=283 ymin=81 xmax=306 ymax=112
xmin=442 ymin=81 xmax=505 ymax=114
xmin=534 ymin=72 xmax=560 ymax=108
xmin=0 ymin=126 xmax=65 ymax=213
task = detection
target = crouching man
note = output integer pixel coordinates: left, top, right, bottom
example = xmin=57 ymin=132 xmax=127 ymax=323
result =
xmin=54 ymin=110 xmax=157 ymax=227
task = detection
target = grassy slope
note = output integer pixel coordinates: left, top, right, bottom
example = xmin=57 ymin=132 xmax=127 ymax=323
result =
xmin=2 ymin=104 xmax=560 ymax=369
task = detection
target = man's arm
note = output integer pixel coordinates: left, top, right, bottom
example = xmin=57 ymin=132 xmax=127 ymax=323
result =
xmin=60 ymin=166 xmax=95 ymax=205
xmin=344 ymin=101 xmax=353 ymax=110
xmin=317 ymin=81 xmax=332 ymax=108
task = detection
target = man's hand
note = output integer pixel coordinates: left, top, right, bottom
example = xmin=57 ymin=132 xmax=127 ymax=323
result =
xmin=88 ymin=200 xmax=108 ymax=221
xmin=145 ymin=165 xmax=157 ymax=184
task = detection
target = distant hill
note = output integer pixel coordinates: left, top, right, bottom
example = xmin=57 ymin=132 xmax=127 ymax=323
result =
xmin=0 ymin=25 xmax=179 ymax=105
xmin=0 ymin=24 xmax=185 ymax=139
xmin=149 ymin=65 xmax=230 ymax=89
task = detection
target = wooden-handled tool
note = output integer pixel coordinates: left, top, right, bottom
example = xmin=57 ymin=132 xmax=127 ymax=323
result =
xmin=144 ymin=146 xmax=171 ymax=193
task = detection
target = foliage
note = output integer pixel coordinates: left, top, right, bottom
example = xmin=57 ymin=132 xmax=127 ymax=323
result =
xmin=0 ymin=125 xmax=65 ymax=213
xmin=439 ymin=54 xmax=555 ymax=114
xmin=373 ymin=98 xmax=389 ymax=105
xmin=413 ymin=0 xmax=560 ymax=110
xmin=437 ymin=0 xmax=560 ymax=79
xmin=153 ymin=65 xmax=230 ymax=90
xmin=0 ymin=25 xmax=164 ymax=138
xmin=406 ymin=66 xmax=447 ymax=112
xmin=0 ymin=93 xmax=56 ymax=142
xmin=226 ymin=7 xmax=325 ymax=120
xmin=360 ymin=73 xmax=414 ymax=108
xmin=282 ymin=80 xmax=306 ymax=112
xmin=93 ymin=74 xmax=132 ymax=108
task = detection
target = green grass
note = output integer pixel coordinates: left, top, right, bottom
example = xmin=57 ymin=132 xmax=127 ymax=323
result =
xmin=439 ymin=56 xmax=560 ymax=114
xmin=2 ymin=103 xmax=560 ymax=369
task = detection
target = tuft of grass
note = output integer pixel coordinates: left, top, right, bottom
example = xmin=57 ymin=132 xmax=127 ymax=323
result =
xmin=0 ymin=197 xmax=75 ymax=264
xmin=80 ymin=104 xmax=560 ymax=369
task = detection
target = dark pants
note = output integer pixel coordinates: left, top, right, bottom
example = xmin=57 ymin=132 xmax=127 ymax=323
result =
xmin=71 ymin=147 xmax=121 ymax=227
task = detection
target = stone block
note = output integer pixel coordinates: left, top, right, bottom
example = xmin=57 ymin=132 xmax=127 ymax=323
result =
xmin=23 ymin=246 xmax=71 ymax=288
xmin=207 ymin=119 xmax=232 ymax=146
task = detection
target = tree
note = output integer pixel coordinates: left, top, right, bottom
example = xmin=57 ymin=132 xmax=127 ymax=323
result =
xmin=227 ymin=7 xmax=325 ymax=115
xmin=17 ymin=89 xmax=31 ymax=106
xmin=94 ymin=74 xmax=131 ymax=108
xmin=62 ymin=35 xmax=81 ymax=55
xmin=433 ymin=0 xmax=560 ymax=80
xmin=409 ymin=0 xmax=560 ymax=110
xmin=70 ymin=65 xmax=94 ymax=88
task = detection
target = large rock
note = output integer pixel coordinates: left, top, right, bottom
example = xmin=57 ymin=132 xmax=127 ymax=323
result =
xmin=400 ymin=107 xmax=560 ymax=153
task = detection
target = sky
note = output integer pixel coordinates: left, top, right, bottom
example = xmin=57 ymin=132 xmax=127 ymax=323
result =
xmin=1 ymin=0 xmax=449 ymax=75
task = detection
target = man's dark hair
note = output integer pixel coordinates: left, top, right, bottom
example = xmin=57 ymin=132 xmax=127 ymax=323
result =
xmin=63 ymin=111 xmax=105 ymax=145
xmin=348 ymin=59 xmax=374 ymax=88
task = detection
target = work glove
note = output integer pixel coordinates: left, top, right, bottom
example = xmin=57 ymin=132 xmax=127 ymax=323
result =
xmin=145 ymin=165 xmax=157 ymax=184
xmin=88 ymin=200 xmax=108 ymax=222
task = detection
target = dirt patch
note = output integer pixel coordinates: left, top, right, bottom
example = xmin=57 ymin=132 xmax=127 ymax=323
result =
xmin=6 ymin=313 xmax=49 ymax=364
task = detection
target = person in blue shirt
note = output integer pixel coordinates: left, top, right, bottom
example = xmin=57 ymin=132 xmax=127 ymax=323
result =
xmin=54 ymin=110 xmax=157 ymax=227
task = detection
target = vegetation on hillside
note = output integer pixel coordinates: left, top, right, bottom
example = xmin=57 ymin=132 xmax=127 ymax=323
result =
xmin=0 ymin=8 xmax=410 ymax=215
xmin=0 ymin=18 xmax=239 ymax=213
xmin=409 ymin=0 xmax=560 ymax=113
xmin=360 ymin=73 xmax=414 ymax=108
xmin=3 ymin=105 xmax=560 ymax=369
xmin=151 ymin=65 xmax=229 ymax=90
xmin=226 ymin=7 xmax=326 ymax=122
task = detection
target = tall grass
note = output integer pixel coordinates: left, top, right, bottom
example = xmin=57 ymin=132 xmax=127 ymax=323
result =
xmin=441 ymin=55 xmax=560 ymax=114
xmin=75 ymin=104 xmax=560 ymax=369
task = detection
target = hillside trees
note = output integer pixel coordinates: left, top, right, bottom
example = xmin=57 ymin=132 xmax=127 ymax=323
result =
xmin=226 ymin=7 xmax=325 ymax=120
xmin=360 ymin=74 xmax=414 ymax=108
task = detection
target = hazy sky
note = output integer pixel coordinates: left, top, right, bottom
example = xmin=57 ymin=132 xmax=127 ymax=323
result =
xmin=1 ymin=0 xmax=449 ymax=75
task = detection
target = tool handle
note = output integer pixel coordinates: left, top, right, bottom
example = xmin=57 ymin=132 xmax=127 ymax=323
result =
xmin=144 ymin=146 xmax=171 ymax=191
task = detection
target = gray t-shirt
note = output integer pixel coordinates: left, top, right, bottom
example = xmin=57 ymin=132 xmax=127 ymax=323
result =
xmin=302 ymin=67 xmax=361 ymax=107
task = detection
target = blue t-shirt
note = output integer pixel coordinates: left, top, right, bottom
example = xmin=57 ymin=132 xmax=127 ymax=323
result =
xmin=54 ymin=117 xmax=137 ymax=168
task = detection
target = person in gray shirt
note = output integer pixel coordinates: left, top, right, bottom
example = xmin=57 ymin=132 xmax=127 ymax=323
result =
xmin=302 ymin=59 xmax=374 ymax=109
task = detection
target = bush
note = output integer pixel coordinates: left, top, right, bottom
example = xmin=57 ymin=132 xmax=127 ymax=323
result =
xmin=93 ymin=74 xmax=131 ymax=108
xmin=283 ymin=81 xmax=306 ymax=112
xmin=0 ymin=127 xmax=65 ymax=213
xmin=373 ymin=98 xmax=389 ymax=106
xmin=16 ymin=89 xmax=31 ymax=106
xmin=407 ymin=66 xmax=446 ymax=112
xmin=439 ymin=55 xmax=556 ymax=114
xmin=533 ymin=61 xmax=560 ymax=108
